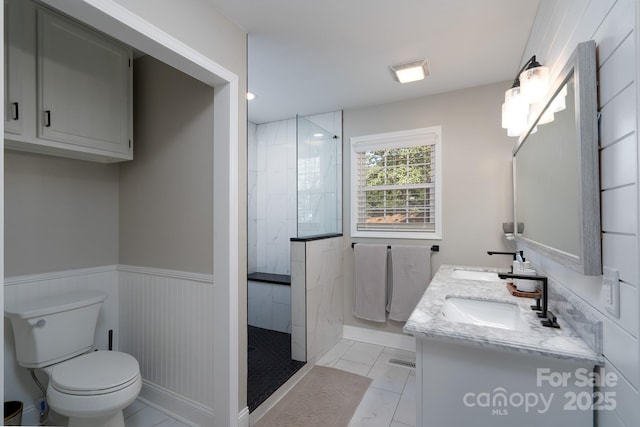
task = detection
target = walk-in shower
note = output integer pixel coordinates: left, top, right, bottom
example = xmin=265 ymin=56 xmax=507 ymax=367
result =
xmin=247 ymin=112 xmax=342 ymax=412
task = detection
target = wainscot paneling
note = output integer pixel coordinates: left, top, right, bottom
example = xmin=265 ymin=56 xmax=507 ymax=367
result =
xmin=118 ymin=265 xmax=214 ymax=424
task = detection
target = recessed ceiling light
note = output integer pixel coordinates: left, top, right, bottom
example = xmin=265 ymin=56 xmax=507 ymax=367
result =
xmin=390 ymin=59 xmax=429 ymax=84
xmin=246 ymin=92 xmax=256 ymax=100
xmin=313 ymin=133 xmax=324 ymax=137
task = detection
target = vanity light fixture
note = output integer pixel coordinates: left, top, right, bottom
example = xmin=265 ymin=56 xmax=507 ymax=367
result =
xmin=390 ymin=59 xmax=429 ymax=83
xmin=246 ymin=92 xmax=256 ymax=100
xmin=502 ymin=55 xmax=552 ymax=137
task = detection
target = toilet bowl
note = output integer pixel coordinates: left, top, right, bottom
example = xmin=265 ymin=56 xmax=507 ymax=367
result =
xmin=45 ymin=351 xmax=141 ymax=427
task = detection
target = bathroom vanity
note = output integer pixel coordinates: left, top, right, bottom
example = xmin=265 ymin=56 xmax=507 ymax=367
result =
xmin=404 ymin=265 xmax=603 ymax=427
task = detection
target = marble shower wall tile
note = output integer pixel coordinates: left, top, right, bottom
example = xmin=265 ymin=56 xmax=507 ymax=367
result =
xmin=305 ymin=236 xmax=344 ymax=362
xmin=248 ymin=112 xmax=342 ymax=276
xmin=247 ymin=280 xmax=292 ymax=334
xmin=251 ymin=119 xmax=296 ymax=275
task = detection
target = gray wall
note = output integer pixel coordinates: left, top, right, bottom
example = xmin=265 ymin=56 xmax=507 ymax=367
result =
xmin=343 ymin=81 xmax=515 ymax=334
xmin=111 ymin=0 xmax=249 ymax=409
xmin=112 ymin=0 xmax=245 ymax=77
xmin=119 ymin=56 xmax=214 ymax=274
xmin=4 ymin=151 xmax=119 ymax=276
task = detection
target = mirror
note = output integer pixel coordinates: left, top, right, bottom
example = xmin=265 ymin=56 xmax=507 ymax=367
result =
xmin=513 ymin=41 xmax=601 ymax=275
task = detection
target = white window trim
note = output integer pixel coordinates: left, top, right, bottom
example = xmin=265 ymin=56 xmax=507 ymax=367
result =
xmin=350 ymin=126 xmax=442 ymax=240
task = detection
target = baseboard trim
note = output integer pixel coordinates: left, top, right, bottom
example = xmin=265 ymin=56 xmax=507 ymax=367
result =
xmin=342 ymin=325 xmax=415 ymax=352
xmin=238 ymin=406 xmax=250 ymax=427
xmin=138 ymin=380 xmax=213 ymax=426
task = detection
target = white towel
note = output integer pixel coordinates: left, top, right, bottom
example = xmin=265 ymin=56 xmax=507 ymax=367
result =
xmin=354 ymin=244 xmax=388 ymax=322
xmin=388 ymin=245 xmax=431 ymax=322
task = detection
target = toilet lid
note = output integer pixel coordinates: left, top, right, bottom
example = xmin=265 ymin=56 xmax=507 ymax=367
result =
xmin=50 ymin=351 xmax=139 ymax=395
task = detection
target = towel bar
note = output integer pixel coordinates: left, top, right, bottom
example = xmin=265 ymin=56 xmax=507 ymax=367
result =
xmin=351 ymin=243 xmax=439 ymax=252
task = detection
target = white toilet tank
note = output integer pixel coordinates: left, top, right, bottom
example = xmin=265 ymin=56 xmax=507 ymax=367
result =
xmin=5 ymin=290 xmax=107 ymax=368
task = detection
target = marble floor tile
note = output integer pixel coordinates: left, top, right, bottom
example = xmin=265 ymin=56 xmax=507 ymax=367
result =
xmin=368 ymin=352 xmax=412 ymax=394
xmin=333 ymin=358 xmax=373 ymax=376
xmin=382 ymin=346 xmax=416 ymax=362
xmin=22 ymin=399 xmax=179 ymax=427
xmin=393 ymin=374 xmax=416 ymax=426
xmin=316 ymin=339 xmax=354 ymax=366
xmin=153 ymin=419 xmax=191 ymax=427
xmin=341 ymin=341 xmax=384 ymax=366
xmin=348 ymin=386 xmax=402 ymax=427
xmin=253 ymin=336 xmax=418 ymax=427
xmin=124 ymin=400 xmax=147 ymax=418
xmin=124 ymin=405 xmax=177 ymax=427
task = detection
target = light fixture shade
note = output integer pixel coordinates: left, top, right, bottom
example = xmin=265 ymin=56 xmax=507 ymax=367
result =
xmin=520 ymin=65 xmax=549 ymax=104
xmin=503 ymin=86 xmax=528 ymax=137
xmin=390 ymin=60 xmax=429 ymax=83
xmin=501 ymin=103 xmax=508 ymax=129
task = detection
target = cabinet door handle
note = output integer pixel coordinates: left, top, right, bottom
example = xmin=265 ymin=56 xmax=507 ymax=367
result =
xmin=45 ymin=110 xmax=51 ymax=127
xmin=12 ymin=102 xmax=19 ymax=120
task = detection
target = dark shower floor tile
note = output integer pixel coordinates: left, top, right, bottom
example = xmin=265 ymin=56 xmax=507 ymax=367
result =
xmin=248 ymin=326 xmax=306 ymax=412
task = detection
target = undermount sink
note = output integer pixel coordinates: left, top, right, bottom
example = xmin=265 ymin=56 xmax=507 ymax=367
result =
xmin=451 ymin=269 xmax=502 ymax=282
xmin=440 ymin=296 xmax=530 ymax=331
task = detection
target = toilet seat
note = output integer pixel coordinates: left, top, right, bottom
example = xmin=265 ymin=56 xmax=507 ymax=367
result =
xmin=49 ymin=351 xmax=139 ymax=396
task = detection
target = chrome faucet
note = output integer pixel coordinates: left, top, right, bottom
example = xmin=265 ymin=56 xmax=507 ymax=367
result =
xmin=497 ymin=273 xmax=560 ymax=328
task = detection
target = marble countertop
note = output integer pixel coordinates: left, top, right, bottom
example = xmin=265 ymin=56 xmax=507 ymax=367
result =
xmin=404 ymin=264 xmax=603 ymax=365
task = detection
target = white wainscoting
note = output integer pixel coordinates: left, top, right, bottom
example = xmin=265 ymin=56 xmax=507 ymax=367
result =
xmin=118 ymin=265 xmax=215 ymax=425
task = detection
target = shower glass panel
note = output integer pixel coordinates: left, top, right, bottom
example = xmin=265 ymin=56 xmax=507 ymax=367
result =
xmin=296 ymin=115 xmax=342 ymax=238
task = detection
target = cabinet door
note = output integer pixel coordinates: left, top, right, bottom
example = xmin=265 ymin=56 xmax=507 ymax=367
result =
xmin=37 ymin=7 xmax=131 ymax=156
xmin=4 ymin=0 xmax=22 ymax=135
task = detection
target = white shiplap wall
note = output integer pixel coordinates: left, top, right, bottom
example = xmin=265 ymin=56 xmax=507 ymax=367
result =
xmin=521 ymin=1 xmax=639 ymax=426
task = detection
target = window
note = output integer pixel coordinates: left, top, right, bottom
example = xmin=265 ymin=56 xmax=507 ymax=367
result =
xmin=350 ymin=126 xmax=442 ymax=239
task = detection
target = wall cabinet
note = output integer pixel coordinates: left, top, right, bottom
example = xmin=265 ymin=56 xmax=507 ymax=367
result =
xmin=4 ymin=0 xmax=133 ymax=163
xmin=4 ymin=0 xmax=23 ymax=135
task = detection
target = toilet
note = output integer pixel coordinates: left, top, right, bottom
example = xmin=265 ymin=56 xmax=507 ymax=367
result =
xmin=5 ymin=291 xmax=141 ymax=427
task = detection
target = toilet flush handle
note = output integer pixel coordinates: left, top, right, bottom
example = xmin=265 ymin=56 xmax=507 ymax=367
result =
xmin=28 ymin=319 xmax=46 ymax=328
